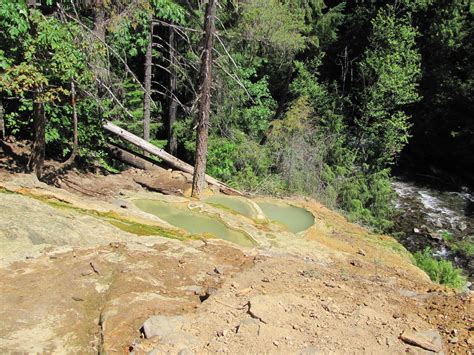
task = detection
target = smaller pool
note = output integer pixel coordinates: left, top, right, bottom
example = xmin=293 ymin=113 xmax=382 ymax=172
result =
xmin=204 ymin=195 xmax=257 ymax=219
xmin=256 ymin=201 xmax=314 ymax=233
xmin=134 ymin=199 xmax=255 ymax=247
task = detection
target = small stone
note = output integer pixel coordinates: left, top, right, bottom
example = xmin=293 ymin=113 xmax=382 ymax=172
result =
xmin=413 ymin=228 xmax=420 ymax=234
xmin=273 ymin=341 xmax=279 ymax=347
xmin=216 ymin=329 xmax=227 ymax=337
xmin=357 ymin=249 xmax=366 ymax=256
xmin=450 ymin=336 xmax=458 ymax=344
xmin=350 ymin=260 xmax=362 ymax=267
xmin=214 ymin=266 xmax=225 ymax=275
xmin=235 ymin=287 xmax=252 ymax=297
xmin=81 ymin=269 xmax=94 ymax=276
xmin=237 ymin=319 xmax=260 ymax=337
xmin=72 ymin=296 xmax=84 ymax=302
xmin=262 ymin=277 xmax=270 ymax=283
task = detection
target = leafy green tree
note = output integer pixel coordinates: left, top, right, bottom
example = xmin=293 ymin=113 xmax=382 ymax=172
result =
xmin=0 ymin=2 xmax=93 ymax=175
xmin=356 ymin=6 xmax=421 ymax=170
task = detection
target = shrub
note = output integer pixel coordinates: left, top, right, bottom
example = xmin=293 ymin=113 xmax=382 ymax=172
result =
xmin=413 ymin=248 xmax=466 ymax=289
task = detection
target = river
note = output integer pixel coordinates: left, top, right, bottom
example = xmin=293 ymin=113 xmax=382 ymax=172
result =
xmin=392 ymin=179 xmax=473 ymax=284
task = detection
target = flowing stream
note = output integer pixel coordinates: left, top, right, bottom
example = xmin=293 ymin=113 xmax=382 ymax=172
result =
xmin=392 ymin=179 xmax=473 ymax=281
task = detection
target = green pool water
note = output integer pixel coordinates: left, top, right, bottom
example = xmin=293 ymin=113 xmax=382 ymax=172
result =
xmin=256 ymin=201 xmax=314 ymax=233
xmin=134 ymin=199 xmax=255 ymax=247
xmin=204 ymin=195 xmax=256 ymax=219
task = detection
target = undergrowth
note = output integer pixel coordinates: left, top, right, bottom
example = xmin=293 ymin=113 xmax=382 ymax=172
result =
xmin=413 ymin=247 xmax=466 ymax=289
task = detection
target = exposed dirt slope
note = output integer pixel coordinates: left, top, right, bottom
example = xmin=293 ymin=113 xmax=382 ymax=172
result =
xmin=0 ymin=143 xmax=472 ymax=354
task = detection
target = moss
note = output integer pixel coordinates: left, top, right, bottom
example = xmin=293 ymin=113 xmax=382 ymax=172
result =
xmin=206 ymin=202 xmax=241 ymax=216
xmin=5 ymin=187 xmax=190 ymax=240
xmin=0 ymin=187 xmax=14 ymax=194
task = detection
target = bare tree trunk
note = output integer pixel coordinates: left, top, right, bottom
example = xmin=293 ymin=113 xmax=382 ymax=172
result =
xmin=192 ymin=0 xmax=217 ymax=198
xmin=28 ymin=93 xmax=46 ymax=178
xmin=64 ymin=81 xmax=78 ymax=165
xmin=93 ymin=2 xmax=109 ymax=84
xmin=143 ymin=20 xmax=154 ymax=142
xmin=71 ymin=82 xmax=78 ymax=154
xmin=167 ymin=23 xmax=178 ymax=156
xmin=0 ymin=100 xmax=5 ymax=140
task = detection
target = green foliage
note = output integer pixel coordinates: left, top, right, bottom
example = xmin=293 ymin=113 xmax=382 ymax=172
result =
xmin=206 ymin=131 xmax=273 ymax=191
xmin=108 ymin=0 xmax=185 ymax=57
xmin=413 ymin=248 xmax=466 ymax=289
xmin=280 ymin=58 xmax=395 ymax=231
xmin=0 ymin=5 xmax=104 ymax=159
xmin=441 ymin=231 xmax=454 ymax=242
xmin=357 ymin=6 xmax=421 ymax=169
xmin=452 ymin=240 xmax=474 ymax=257
xmin=238 ymin=0 xmax=307 ymax=57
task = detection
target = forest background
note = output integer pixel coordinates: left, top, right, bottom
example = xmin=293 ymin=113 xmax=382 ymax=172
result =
xmin=1 ymin=0 xmax=472 ymax=232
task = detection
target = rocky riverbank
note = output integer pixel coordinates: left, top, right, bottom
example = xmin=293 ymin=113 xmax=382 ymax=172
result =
xmin=393 ymin=179 xmax=473 ymax=283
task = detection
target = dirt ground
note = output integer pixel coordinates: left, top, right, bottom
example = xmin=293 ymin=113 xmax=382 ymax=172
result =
xmin=0 ymin=141 xmax=473 ymax=354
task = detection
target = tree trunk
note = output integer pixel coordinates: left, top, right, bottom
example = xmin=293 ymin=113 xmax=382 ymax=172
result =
xmin=143 ymin=19 xmax=154 ymax=142
xmin=167 ymin=23 xmax=178 ymax=156
xmin=28 ymin=95 xmax=46 ymax=178
xmin=0 ymin=100 xmax=5 ymax=140
xmin=92 ymin=2 xmax=109 ymax=84
xmin=64 ymin=81 xmax=78 ymax=165
xmin=192 ymin=0 xmax=217 ymax=198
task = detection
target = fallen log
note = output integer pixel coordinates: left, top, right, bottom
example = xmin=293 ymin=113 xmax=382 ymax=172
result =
xmin=103 ymin=121 xmax=242 ymax=195
xmin=107 ymin=143 xmax=159 ymax=171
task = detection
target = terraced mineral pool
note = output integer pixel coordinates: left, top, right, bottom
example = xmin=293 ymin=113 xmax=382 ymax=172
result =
xmin=204 ymin=195 xmax=257 ymax=219
xmin=256 ymin=201 xmax=314 ymax=233
xmin=134 ymin=199 xmax=255 ymax=247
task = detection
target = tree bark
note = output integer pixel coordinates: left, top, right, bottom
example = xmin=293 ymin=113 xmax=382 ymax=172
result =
xmin=143 ymin=19 xmax=154 ymax=142
xmin=167 ymin=23 xmax=178 ymax=156
xmin=28 ymin=94 xmax=46 ymax=178
xmin=0 ymin=100 xmax=5 ymax=140
xmin=64 ymin=81 xmax=78 ymax=165
xmin=92 ymin=2 xmax=109 ymax=84
xmin=192 ymin=0 xmax=217 ymax=198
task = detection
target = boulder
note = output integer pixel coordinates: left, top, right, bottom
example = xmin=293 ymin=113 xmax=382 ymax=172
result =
xmin=141 ymin=315 xmax=185 ymax=339
xmin=399 ymin=329 xmax=443 ymax=353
